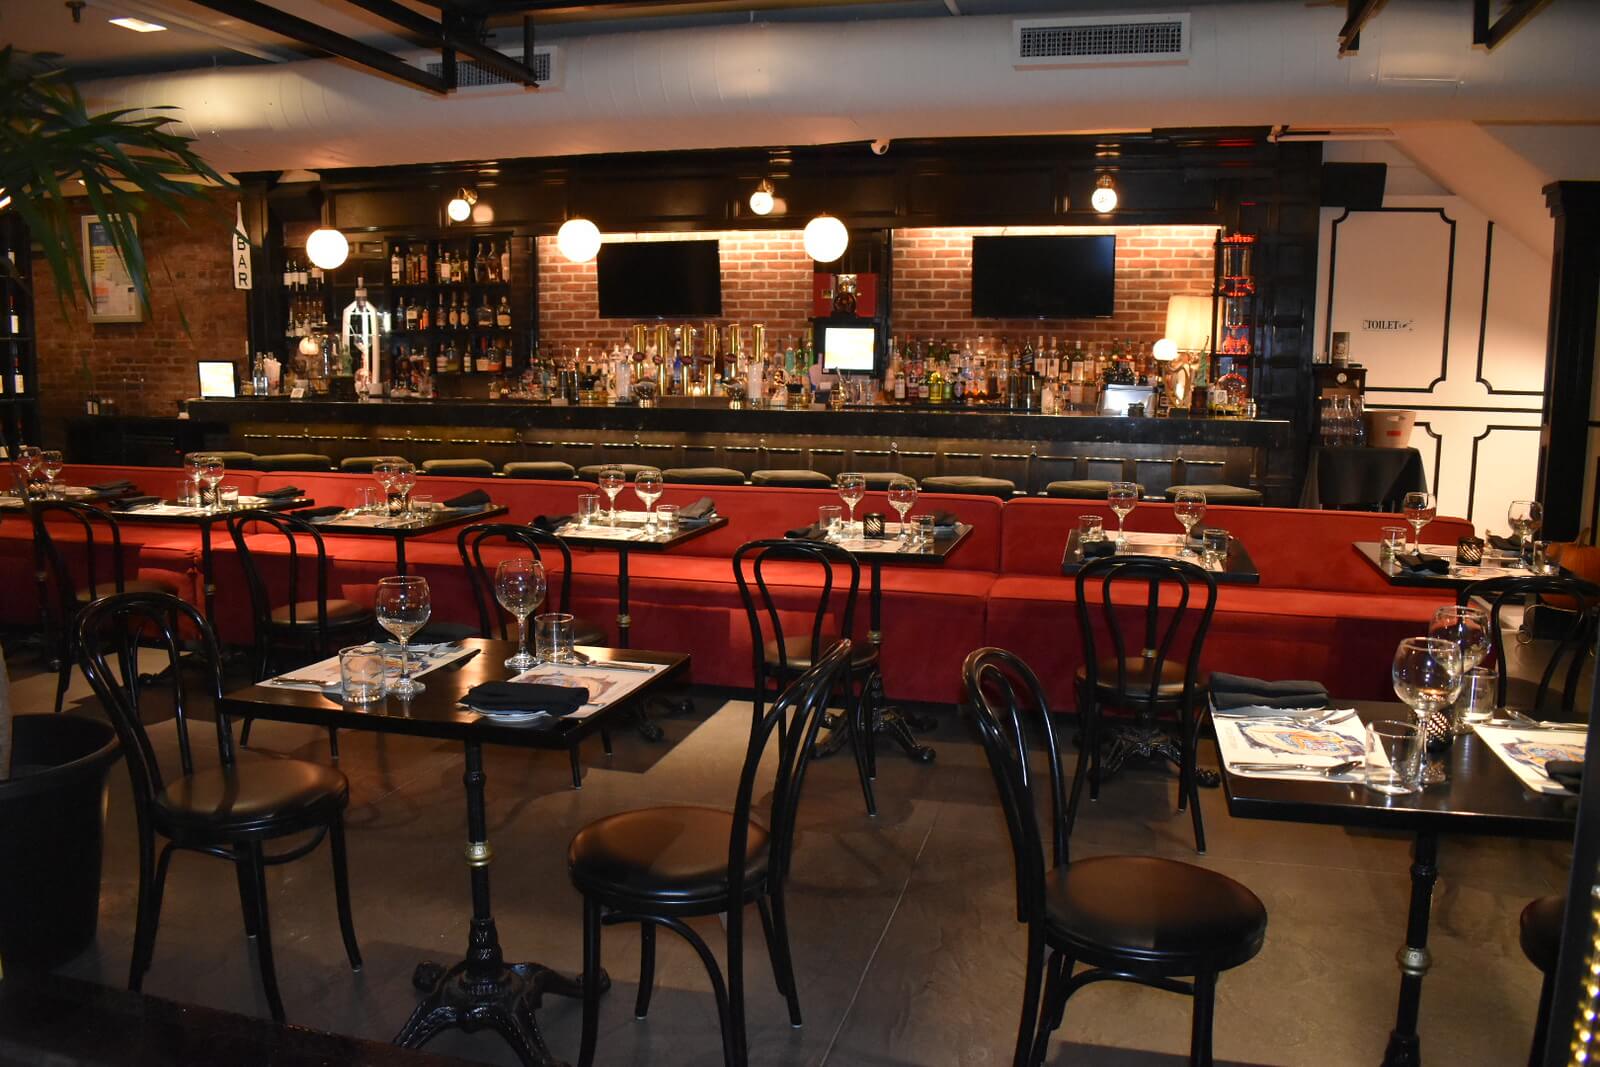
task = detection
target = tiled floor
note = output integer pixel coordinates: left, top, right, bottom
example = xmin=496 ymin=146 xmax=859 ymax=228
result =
xmin=14 ymin=657 xmax=1567 ymax=1066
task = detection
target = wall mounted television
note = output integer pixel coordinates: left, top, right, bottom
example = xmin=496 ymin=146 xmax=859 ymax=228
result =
xmin=969 ymin=235 xmax=1116 ymax=319
xmin=596 ymin=240 xmax=723 ymax=319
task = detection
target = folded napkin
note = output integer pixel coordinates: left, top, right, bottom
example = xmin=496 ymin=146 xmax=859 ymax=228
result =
xmin=931 ymin=510 xmax=960 ymax=529
xmin=1398 ymin=550 xmax=1450 ymax=575
xmin=109 ymin=495 xmax=160 ymax=510
xmin=1547 ymin=759 xmax=1583 ymax=793
xmin=463 ymin=681 xmax=589 ymax=715
xmin=1079 ymin=539 xmax=1115 ymax=559
xmin=678 ymin=497 xmax=716 ymax=521
xmin=256 ymin=486 xmax=302 ymax=501
xmin=785 ymin=524 xmax=827 ymax=541
xmin=533 ymin=513 xmax=573 ymax=533
xmin=90 ymin=479 xmax=135 ymax=492
xmin=1487 ymin=534 xmax=1522 ymax=552
xmin=1210 ymin=672 xmax=1329 ymax=711
xmin=443 ymin=488 xmax=491 ymax=508
xmin=294 ymin=505 xmax=345 ymax=519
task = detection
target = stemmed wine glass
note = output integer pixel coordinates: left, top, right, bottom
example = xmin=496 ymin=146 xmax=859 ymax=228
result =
xmin=1507 ymin=499 xmax=1542 ymax=551
xmin=375 ymin=575 xmax=431 ymax=697
xmin=39 ymin=450 xmax=63 ymax=498
xmin=1107 ymin=481 xmax=1139 ymax=549
xmin=201 ymin=455 xmax=225 ymax=513
xmin=1391 ymin=636 xmax=1463 ymax=787
xmin=372 ymin=461 xmax=401 ymax=514
xmin=634 ymin=468 xmax=663 ymax=532
xmin=1172 ymin=488 xmax=1206 ymax=556
xmin=1402 ymin=491 xmax=1436 ymax=552
xmin=14 ymin=445 xmax=41 ymax=498
xmin=1428 ymin=606 xmax=1491 ymax=673
xmin=598 ymin=468 xmax=626 ymax=524
xmin=887 ymin=478 xmax=918 ymax=543
xmin=836 ymin=472 xmax=866 ymax=535
xmin=495 ymin=558 xmax=546 ymax=671
xmin=184 ymin=452 xmax=209 ymax=507
xmin=390 ymin=462 xmax=418 ymax=520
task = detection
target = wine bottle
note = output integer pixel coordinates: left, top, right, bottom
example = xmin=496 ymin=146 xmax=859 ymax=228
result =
xmin=499 ymin=240 xmax=510 ymax=283
xmin=495 ymin=295 xmax=511 ymax=329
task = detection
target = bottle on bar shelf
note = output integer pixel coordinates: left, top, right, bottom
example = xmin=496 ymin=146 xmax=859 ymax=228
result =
xmin=475 ymin=291 xmax=494 ymax=329
xmin=499 ymin=240 xmax=511 ymax=283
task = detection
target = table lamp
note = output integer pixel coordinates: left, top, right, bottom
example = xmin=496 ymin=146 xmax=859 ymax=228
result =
xmin=1156 ymin=294 xmax=1213 ymax=407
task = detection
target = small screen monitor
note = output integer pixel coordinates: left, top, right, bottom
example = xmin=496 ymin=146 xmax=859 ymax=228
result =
xmin=197 ymin=360 xmax=237 ymax=398
xmin=820 ymin=326 xmax=877 ymax=374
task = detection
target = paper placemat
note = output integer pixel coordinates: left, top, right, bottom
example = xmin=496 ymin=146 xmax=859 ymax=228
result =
xmin=467 ymin=660 xmax=669 ymax=723
xmin=128 ymin=503 xmax=210 ymax=517
xmin=1472 ymin=723 xmax=1586 ymax=795
xmin=1214 ymin=709 xmax=1366 ymax=781
xmin=265 ymin=644 xmax=479 ymax=692
xmin=557 ymin=523 xmax=645 ymax=541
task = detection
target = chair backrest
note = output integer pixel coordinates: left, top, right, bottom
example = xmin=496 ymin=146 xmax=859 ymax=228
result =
xmin=30 ymin=500 xmax=129 ymax=625
xmin=456 ymin=522 xmax=576 ymax=639
xmin=732 ymin=538 xmax=861 ymax=686
xmin=1074 ymin=555 xmax=1217 ymax=707
xmin=75 ymin=592 xmax=230 ymax=812
xmin=1458 ymin=575 xmax=1600 ymax=716
xmin=963 ymin=647 xmax=1066 ymax=926
xmin=225 ymin=509 xmax=334 ymax=636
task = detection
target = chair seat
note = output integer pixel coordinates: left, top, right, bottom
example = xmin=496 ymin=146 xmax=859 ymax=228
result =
xmin=568 ymin=806 xmax=770 ymax=906
xmin=503 ymin=461 xmax=577 ymax=481
xmin=76 ymin=576 xmax=180 ymax=604
xmin=750 ymin=469 xmax=833 ymax=488
xmin=269 ymin=598 xmax=371 ymax=628
xmin=1166 ymin=484 xmax=1263 ymax=506
xmin=859 ymin=472 xmax=904 ymax=491
xmin=1076 ymin=657 xmax=1208 ymax=701
xmin=663 ymin=467 xmax=746 ymax=486
xmin=763 ymin=635 xmax=878 ymax=673
xmin=339 ymin=455 xmax=409 ymax=473
xmin=919 ymin=475 xmax=1015 ymax=498
xmin=1045 ymin=855 xmax=1266 ymax=972
xmin=253 ymin=453 xmax=333 ymax=472
xmin=577 ymin=463 xmax=659 ymax=480
xmin=154 ymin=757 xmax=349 ymax=834
xmin=1045 ymin=480 xmax=1145 ymax=500
xmin=1521 ymin=894 xmax=1564 ymax=974
xmin=422 ymin=458 xmax=495 ymax=476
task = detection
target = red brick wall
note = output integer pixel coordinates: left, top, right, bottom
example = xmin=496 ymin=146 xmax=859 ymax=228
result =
xmin=34 ymin=191 xmax=246 ymax=426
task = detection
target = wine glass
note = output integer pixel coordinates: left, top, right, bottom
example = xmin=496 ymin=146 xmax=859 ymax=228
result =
xmin=201 ymin=455 xmax=225 ymax=513
xmin=634 ymin=468 xmax=663 ymax=531
xmin=1507 ymin=499 xmax=1542 ymax=549
xmin=391 ymin=462 xmax=418 ymax=519
xmin=1172 ymin=488 xmax=1206 ymax=555
xmin=886 ymin=478 xmax=918 ymax=543
xmin=14 ymin=445 xmax=41 ymax=493
xmin=1402 ymin=491 xmax=1436 ymax=552
xmin=1107 ymin=481 xmax=1138 ymax=548
xmin=184 ymin=451 xmax=208 ymax=503
xmin=836 ymin=472 xmax=867 ymax=534
xmin=375 ymin=575 xmax=431 ymax=697
xmin=372 ymin=461 xmax=400 ymax=513
xmin=598 ymin=468 xmax=626 ymax=524
xmin=1429 ymin=605 xmax=1491 ymax=672
xmin=495 ymin=557 xmax=546 ymax=671
xmin=1392 ymin=636 xmax=1462 ymax=787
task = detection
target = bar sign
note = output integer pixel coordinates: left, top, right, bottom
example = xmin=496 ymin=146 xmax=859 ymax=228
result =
xmin=232 ymin=203 xmax=253 ymax=290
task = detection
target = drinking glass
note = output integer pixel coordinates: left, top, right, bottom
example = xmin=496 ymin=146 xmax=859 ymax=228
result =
xmin=1380 ymin=525 xmax=1409 ymax=563
xmin=1107 ymin=482 xmax=1138 ymax=548
xmin=176 ymin=478 xmax=197 ymax=507
xmin=1530 ymin=541 xmax=1558 ymax=575
xmin=390 ymin=462 xmax=417 ymax=516
xmin=1172 ymin=488 xmax=1206 ymax=555
xmin=1402 ymin=491 xmax=1436 ymax=552
xmin=836 ymin=472 xmax=867 ymax=534
xmin=495 ymin=557 xmax=546 ymax=671
xmin=818 ymin=505 xmax=843 ymax=540
xmin=14 ymin=445 xmax=41 ymax=495
xmin=1392 ymin=636 xmax=1462 ymax=785
xmin=1507 ymin=499 xmax=1543 ymax=549
xmin=184 ymin=451 xmax=208 ymax=504
xmin=1078 ymin=514 xmax=1104 ymax=543
xmin=1202 ymin=527 xmax=1230 ymax=568
xmin=409 ymin=493 xmax=434 ymax=520
xmin=655 ymin=503 xmax=680 ymax=534
xmin=339 ymin=644 xmax=386 ymax=704
xmin=219 ymin=484 xmax=240 ymax=510
xmin=887 ymin=478 xmax=918 ymax=543
xmin=1454 ymin=666 xmax=1496 ymax=733
xmin=372 ymin=461 xmax=401 ymax=512
xmin=598 ymin=469 xmax=626 ymax=523
xmin=1364 ymin=719 xmax=1422 ymax=796
xmin=577 ymin=493 xmax=602 ymax=528
xmin=39 ymin=450 xmax=63 ymax=498
xmin=201 ymin=455 xmax=225 ymax=513
xmin=1429 ymin=605 xmax=1490 ymax=672
xmin=357 ymin=486 xmax=381 ymax=514
xmin=375 ymin=575 xmax=431 ymax=697
xmin=535 ymin=612 xmax=576 ymax=665
xmin=912 ymin=514 xmax=936 ymax=548
xmin=634 ymin=468 xmax=664 ymax=531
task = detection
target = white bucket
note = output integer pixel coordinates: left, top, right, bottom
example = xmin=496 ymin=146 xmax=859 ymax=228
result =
xmin=1364 ymin=410 xmax=1415 ymax=449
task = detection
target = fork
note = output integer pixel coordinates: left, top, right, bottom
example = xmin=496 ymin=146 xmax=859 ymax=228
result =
xmin=1230 ymin=760 xmax=1361 ymax=776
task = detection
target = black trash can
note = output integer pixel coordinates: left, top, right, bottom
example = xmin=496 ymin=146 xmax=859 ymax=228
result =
xmin=0 ymin=714 xmax=122 ymax=970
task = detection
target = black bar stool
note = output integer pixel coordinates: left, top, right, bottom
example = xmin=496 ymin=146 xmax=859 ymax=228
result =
xmin=920 ymin=475 xmax=1016 ymax=498
xmin=1045 ymin=480 xmax=1145 ymax=500
xmin=253 ymin=454 xmax=333 ymax=472
xmin=421 ymin=458 xmax=495 ymax=477
xmin=662 ymin=467 xmax=746 ymax=486
xmin=1163 ymin=484 xmax=1262 ymax=506
xmin=577 ymin=462 xmax=656 ymax=480
xmin=339 ymin=455 xmax=409 ymax=474
xmin=750 ymin=470 xmax=833 ymax=488
xmin=503 ymin=461 xmax=577 ymax=481
xmin=206 ymin=451 xmax=259 ymax=470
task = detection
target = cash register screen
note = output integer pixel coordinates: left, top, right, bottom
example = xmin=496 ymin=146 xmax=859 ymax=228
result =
xmin=820 ymin=326 xmax=876 ymax=373
xmin=197 ymin=360 xmax=237 ymax=398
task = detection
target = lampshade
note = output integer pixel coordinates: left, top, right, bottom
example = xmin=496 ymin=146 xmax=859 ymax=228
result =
xmin=1164 ymin=294 xmax=1213 ymax=352
xmin=556 ymin=217 xmax=602 ymax=263
xmin=305 ymin=227 xmax=349 ymax=270
xmin=803 ymin=213 xmax=849 ymax=263
xmin=1152 ymin=338 xmax=1179 ymax=362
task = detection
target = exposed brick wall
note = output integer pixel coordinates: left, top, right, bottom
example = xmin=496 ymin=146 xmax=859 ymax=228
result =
xmin=34 ymin=191 xmax=246 ymax=425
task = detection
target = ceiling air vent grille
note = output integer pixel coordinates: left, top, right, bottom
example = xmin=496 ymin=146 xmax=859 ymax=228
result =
xmin=1013 ymin=13 xmax=1190 ymax=69
xmin=424 ymin=48 xmax=554 ymax=88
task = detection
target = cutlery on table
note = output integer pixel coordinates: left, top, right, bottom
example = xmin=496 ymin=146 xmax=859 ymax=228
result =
xmin=1230 ymin=760 xmax=1361 ymax=776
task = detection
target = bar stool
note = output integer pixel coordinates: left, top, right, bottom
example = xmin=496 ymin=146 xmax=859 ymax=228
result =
xmin=503 ymin=461 xmax=577 ymax=481
xmin=1165 ymin=484 xmax=1262 ymax=507
xmin=253 ymin=453 xmax=334 ymax=472
xmin=919 ymin=475 xmax=1016 ymax=498
xmin=750 ymin=469 xmax=833 ymax=489
xmin=1046 ymin=480 xmax=1145 ymax=500
xmin=859 ymin=472 xmax=903 ymax=491
xmin=206 ymin=451 xmax=259 ymax=470
xmin=577 ymin=462 xmax=657 ymax=480
xmin=339 ymin=455 xmax=409 ymax=474
xmin=421 ymin=458 xmax=495 ymax=477
xmin=1520 ymin=893 xmax=1563 ymax=1065
xmin=662 ymin=466 xmax=746 ymax=486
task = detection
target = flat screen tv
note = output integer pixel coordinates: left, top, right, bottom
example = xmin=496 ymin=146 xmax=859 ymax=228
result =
xmin=596 ymin=240 xmax=722 ymax=319
xmin=969 ymin=235 xmax=1115 ymax=319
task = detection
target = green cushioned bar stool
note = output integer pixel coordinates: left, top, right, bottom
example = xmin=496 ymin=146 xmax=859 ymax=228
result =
xmin=859 ymin=472 xmax=906 ymax=490
xmin=339 ymin=455 xmax=409 ymax=473
xmin=919 ymin=475 xmax=1016 ymax=498
xmin=750 ymin=469 xmax=834 ymax=488
xmin=252 ymin=453 xmax=334 ymax=472
xmin=421 ymin=458 xmax=495 ymax=477
xmin=503 ymin=461 xmax=577 ymax=481
xmin=1045 ymin=480 xmax=1146 ymax=500
xmin=206 ymin=451 xmax=258 ymax=470
xmin=576 ymin=463 xmax=658 ymax=480
xmin=1166 ymin=483 xmax=1264 ymax=506
xmin=662 ymin=467 xmax=747 ymax=486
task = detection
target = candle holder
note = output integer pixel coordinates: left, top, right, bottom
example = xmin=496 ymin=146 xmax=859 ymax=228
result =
xmin=863 ymin=512 xmax=885 ymax=538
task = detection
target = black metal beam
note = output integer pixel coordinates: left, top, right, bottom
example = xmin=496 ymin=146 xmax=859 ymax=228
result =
xmin=1338 ymin=0 xmax=1384 ymax=57
xmin=1473 ymin=0 xmax=1552 ymax=51
xmin=186 ymin=0 xmax=448 ymax=93
xmin=343 ymin=0 xmax=542 ymax=85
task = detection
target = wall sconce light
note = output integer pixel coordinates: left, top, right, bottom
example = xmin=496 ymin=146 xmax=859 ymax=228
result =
xmin=556 ymin=217 xmax=602 ymax=263
xmin=446 ymin=187 xmax=479 ymax=223
xmin=749 ymin=180 xmax=776 ymax=216
xmin=803 ymin=213 xmax=849 ymax=263
xmin=1090 ymin=174 xmax=1119 ymax=214
xmin=305 ymin=227 xmax=349 ymax=270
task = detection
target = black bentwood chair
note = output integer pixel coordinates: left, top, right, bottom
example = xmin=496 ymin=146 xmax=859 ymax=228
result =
xmin=567 ymin=640 xmax=854 ymax=1067
xmin=75 ymin=592 xmax=361 ymax=1024
xmin=1457 ymin=574 xmax=1600 ymax=721
xmin=733 ymin=538 xmax=878 ymax=815
xmin=1520 ymin=893 xmax=1564 ymax=1066
xmin=1072 ymin=555 xmax=1217 ymax=853
xmin=963 ymin=648 xmax=1267 ymax=1067
xmin=457 ymin=521 xmax=612 ymax=788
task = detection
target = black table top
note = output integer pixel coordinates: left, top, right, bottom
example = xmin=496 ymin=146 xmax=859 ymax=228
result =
xmin=1221 ymin=700 xmax=1578 ymax=838
xmin=297 ymin=503 xmax=508 ymax=538
xmin=782 ymin=523 xmax=973 ymax=567
xmin=1351 ymin=540 xmax=1537 ymax=591
xmin=218 ymin=639 xmax=688 ymax=747
xmin=103 ymin=498 xmax=315 ymax=524
xmin=1062 ymin=530 xmax=1260 ymax=584
xmin=553 ymin=514 xmax=728 ymax=552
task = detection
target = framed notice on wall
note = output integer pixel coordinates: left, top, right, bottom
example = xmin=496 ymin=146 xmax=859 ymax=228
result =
xmin=81 ymin=215 xmax=143 ymax=323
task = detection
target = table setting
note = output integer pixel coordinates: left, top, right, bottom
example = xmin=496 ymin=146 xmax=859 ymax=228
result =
xmin=1210 ymin=674 xmax=1367 ymax=782
xmin=1062 ymin=487 xmax=1259 ymax=582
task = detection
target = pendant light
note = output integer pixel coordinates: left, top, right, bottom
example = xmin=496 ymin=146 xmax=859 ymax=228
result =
xmin=749 ymin=180 xmax=776 ymax=216
xmin=557 ymin=217 xmax=602 ymax=263
xmin=446 ymin=187 xmax=478 ymax=223
xmin=803 ymin=213 xmax=849 ymax=263
xmin=1090 ymin=174 xmax=1119 ymax=214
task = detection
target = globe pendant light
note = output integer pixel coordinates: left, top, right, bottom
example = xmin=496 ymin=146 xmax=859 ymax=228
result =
xmin=803 ymin=213 xmax=848 ymax=263
xmin=305 ymin=227 xmax=349 ymax=270
xmin=556 ymin=217 xmax=602 ymax=263
xmin=1090 ymin=174 xmax=1119 ymax=214
xmin=749 ymin=180 xmax=776 ymax=216
xmin=446 ymin=187 xmax=478 ymax=223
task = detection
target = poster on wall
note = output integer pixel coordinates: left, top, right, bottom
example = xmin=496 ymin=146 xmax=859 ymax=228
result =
xmin=81 ymin=214 xmax=143 ymax=323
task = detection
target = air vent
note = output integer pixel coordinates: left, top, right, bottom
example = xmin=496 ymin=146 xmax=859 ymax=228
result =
xmin=423 ymin=48 xmax=558 ymax=89
xmin=1013 ymin=13 xmax=1189 ymax=69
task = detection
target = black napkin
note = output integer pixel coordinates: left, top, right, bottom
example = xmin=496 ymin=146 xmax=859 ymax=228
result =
xmin=443 ymin=488 xmax=491 ymax=508
xmin=1547 ymin=760 xmax=1583 ymax=793
xmin=1079 ymin=539 xmax=1115 ymax=559
xmin=109 ymin=495 xmax=160 ymax=510
xmin=679 ymin=497 xmax=716 ymax=521
xmin=1210 ymin=672 xmax=1329 ymax=711
xmin=463 ymin=681 xmax=589 ymax=715
xmin=1398 ymin=550 xmax=1450 ymax=575
xmin=90 ymin=479 xmax=135 ymax=492
xmin=786 ymin=524 xmax=827 ymax=541
xmin=1487 ymin=534 xmax=1522 ymax=553
xmin=294 ymin=505 xmax=345 ymax=519
xmin=533 ymin=513 xmax=573 ymax=533
xmin=932 ymin=510 xmax=960 ymax=529
xmin=256 ymin=486 xmax=302 ymax=500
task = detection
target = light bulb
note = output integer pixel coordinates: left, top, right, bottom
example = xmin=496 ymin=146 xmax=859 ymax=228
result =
xmin=446 ymin=187 xmax=478 ymax=223
xmin=1091 ymin=175 xmax=1119 ymax=214
xmin=298 ymin=335 xmax=321 ymax=356
xmin=803 ymin=214 xmax=849 ymax=263
xmin=557 ymin=217 xmax=602 ymax=263
xmin=305 ymin=227 xmax=349 ymax=270
xmin=749 ymin=182 xmax=775 ymax=216
xmin=1153 ymin=338 xmax=1179 ymax=362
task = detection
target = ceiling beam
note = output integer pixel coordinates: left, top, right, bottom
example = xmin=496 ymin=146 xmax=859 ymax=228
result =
xmin=1338 ymin=0 xmax=1384 ymax=57
xmin=1473 ymin=0 xmax=1552 ymax=51
xmin=340 ymin=0 xmax=541 ymax=85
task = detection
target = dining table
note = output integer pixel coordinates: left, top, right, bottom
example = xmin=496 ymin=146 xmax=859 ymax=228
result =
xmin=1061 ymin=528 xmax=1261 ymax=584
xmin=295 ymin=503 xmax=508 ymax=573
xmin=1219 ymin=701 xmax=1578 ymax=1067
xmin=217 ymin=638 xmax=690 ymax=1067
xmin=1353 ymin=540 xmax=1544 ymax=592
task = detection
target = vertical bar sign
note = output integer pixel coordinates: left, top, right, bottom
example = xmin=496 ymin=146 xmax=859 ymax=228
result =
xmin=232 ymin=203 xmax=253 ymax=290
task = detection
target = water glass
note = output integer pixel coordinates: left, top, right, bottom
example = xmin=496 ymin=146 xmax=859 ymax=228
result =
xmin=655 ymin=503 xmax=680 ymax=534
xmin=358 ymin=486 xmax=381 ymax=513
xmin=634 ymin=469 xmax=664 ymax=530
xmin=1530 ymin=540 xmax=1558 ymax=575
xmin=339 ymin=644 xmax=386 ymax=703
xmin=1364 ymin=719 xmax=1422 ymax=796
xmin=1454 ymin=666 xmax=1496 ymax=732
xmin=1402 ymin=491 xmax=1436 ymax=551
xmin=40 ymin=450 xmax=63 ymax=497
xmin=818 ymin=505 xmax=843 ymax=540
xmin=535 ymin=612 xmax=577 ymax=665
xmin=912 ymin=514 xmax=936 ymax=547
xmin=219 ymin=484 xmax=240 ymax=510
xmin=409 ymin=493 xmax=435 ymax=518
xmin=577 ymin=493 xmax=602 ymax=528
xmin=1107 ymin=481 xmax=1138 ymax=547
xmin=177 ymin=479 xmax=198 ymax=507
xmin=1078 ymin=514 xmax=1105 ymax=543
xmin=1202 ymin=527 xmax=1230 ymax=567
xmin=1380 ymin=526 xmax=1408 ymax=563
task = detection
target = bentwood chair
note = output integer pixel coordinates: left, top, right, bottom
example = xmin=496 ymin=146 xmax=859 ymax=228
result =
xmin=1520 ymin=893 xmax=1564 ymax=1066
xmin=1458 ymin=575 xmax=1600 ymax=721
xmin=567 ymin=640 xmax=854 ymax=1067
xmin=457 ymin=522 xmax=612 ymax=788
xmin=1072 ymin=555 xmax=1217 ymax=853
xmin=75 ymin=592 xmax=361 ymax=1024
xmin=733 ymin=538 xmax=878 ymax=815
xmin=30 ymin=500 xmax=180 ymax=714
xmin=964 ymin=647 xmax=1267 ymax=1067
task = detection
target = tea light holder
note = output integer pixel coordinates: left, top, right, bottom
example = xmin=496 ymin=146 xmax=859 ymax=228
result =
xmin=863 ymin=512 xmax=885 ymax=538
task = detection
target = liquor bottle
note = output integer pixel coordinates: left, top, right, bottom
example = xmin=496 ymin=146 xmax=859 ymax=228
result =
xmin=496 ymin=295 xmax=512 ymax=329
xmin=390 ymin=245 xmax=402 ymax=285
xmin=438 ymin=251 xmax=451 ymax=286
xmin=5 ymin=291 xmax=18 ymax=335
xmin=499 ymin=240 xmax=511 ymax=284
xmin=927 ymin=360 xmax=944 ymax=405
xmin=476 ymin=292 xmax=494 ymax=329
xmin=401 ymin=297 xmax=415 ymax=331
xmin=1020 ymin=336 xmax=1035 ymax=377
xmin=891 ymin=347 xmax=906 ymax=402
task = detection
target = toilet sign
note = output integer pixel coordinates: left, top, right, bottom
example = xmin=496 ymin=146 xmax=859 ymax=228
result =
xmin=232 ymin=203 xmax=252 ymax=290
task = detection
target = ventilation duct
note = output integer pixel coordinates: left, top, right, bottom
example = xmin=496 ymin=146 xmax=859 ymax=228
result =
xmin=1013 ymin=13 xmax=1189 ymax=69
xmin=423 ymin=48 xmax=560 ymax=91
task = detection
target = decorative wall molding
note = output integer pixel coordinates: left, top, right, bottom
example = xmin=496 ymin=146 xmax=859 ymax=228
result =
xmin=1467 ymin=424 xmax=1543 ymax=527
xmin=1475 ymin=222 xmax=1545 ymax=397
